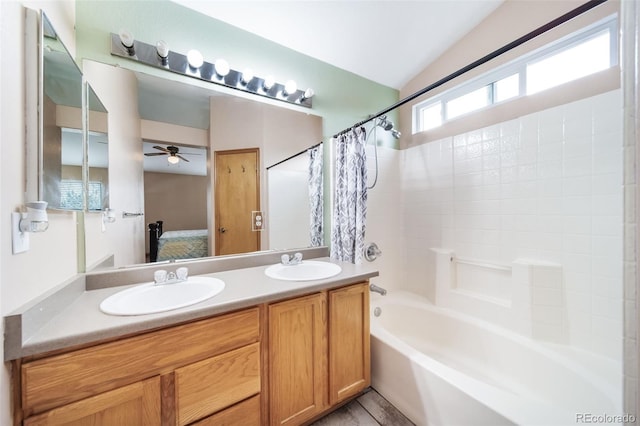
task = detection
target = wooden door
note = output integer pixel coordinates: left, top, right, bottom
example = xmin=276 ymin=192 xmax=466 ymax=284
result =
xmin=328 ymin=283 xmax=371 ymax=405
xmin=24 ymin=377 xmax=161 ymax=425
xmin=268 ymin=293 xmax=327 ymax=425
xmin=214 ymin=149 xmax=260 ymax=256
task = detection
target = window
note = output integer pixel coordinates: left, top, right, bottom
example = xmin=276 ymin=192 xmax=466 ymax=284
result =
xmin=60 ymin=180 xmax=103 ymax=210
xmin=413 ymin=15 xmax=617 ymax=133
xmin=526 ymin=29 xmax=611 ymax=94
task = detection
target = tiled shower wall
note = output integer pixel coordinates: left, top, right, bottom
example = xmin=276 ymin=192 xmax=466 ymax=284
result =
xmin=363 ymin=143 xmax=403 ymax=291
xmin=400 ymin=90 xmax=623 ymax=359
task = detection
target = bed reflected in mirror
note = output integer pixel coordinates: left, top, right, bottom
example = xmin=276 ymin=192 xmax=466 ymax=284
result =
xmin=143 ymin=141 xmax=208 ymax=262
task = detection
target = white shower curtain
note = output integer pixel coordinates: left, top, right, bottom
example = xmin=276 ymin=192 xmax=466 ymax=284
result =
xmin=308 ymin=144 xmax=324 ymax=247
xmin=331 ymin=127 xmax=367 ymax=263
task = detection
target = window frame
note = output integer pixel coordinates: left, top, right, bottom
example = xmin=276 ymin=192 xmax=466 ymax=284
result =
xmin=412 ymin=14 xmax=618 ymax=134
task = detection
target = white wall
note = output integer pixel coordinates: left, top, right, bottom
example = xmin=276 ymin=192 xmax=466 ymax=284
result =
xmin=0 ymin=2 xmax=76 ymax=424
xmin=82 ymin=60 xmax=145 ymax=269
xmin=401 ymin=90 xmax=623 ymax=359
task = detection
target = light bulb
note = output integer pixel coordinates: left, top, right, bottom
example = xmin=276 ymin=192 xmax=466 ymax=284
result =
xmin=241 ymin=68 xmax=254 ymax=84
xmin=303 ymin=88 xmax=315 ymax=100
xmin=214 ymin=58 xmax=230 ymax=77
xmin=263 ymin=75 xmax=275 ymax=91
xmin=187 ymin=49 xmax=203 ymax=69
xmin=156 ymin=40 xmax=169 ymax=59
xmin=283 ymin=80 xmax=297 ymax=96
xmin=118 ymin=29 xmax=134 ymax=48
xmin=167 ymin=155 xmax=180 ymax=164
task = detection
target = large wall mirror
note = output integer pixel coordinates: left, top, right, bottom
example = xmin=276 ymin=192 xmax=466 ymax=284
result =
xmin=85 ymin=68 xmax=324 ymax=269
xmin=38 ymin=12 xmax=109 ymax=211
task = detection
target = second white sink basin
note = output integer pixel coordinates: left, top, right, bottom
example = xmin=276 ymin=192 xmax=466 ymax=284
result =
xmin=100 ymin=276 xmax=225 ymax=316
xmin=265 ymin=260 xmax=342 ymax=281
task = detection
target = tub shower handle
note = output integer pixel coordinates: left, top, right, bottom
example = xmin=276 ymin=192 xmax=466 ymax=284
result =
xmin=364 ymin=242 xmax=382 ymax=262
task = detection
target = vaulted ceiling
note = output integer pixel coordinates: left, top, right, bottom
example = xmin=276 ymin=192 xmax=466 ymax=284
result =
xmin=172 ymin=0 xmax=504 ymax=90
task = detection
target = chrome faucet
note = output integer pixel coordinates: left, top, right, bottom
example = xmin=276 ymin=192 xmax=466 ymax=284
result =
xmin=154 ymin=267 xmax=188 ymax=285
xmin=281 ymin=252 xmax=303 ymax=265
xmin=370 ymin=283 xmax=387 ymax=296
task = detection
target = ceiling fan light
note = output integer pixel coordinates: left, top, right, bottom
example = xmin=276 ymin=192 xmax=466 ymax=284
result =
xmin=167 ymin=155 xmax=180 ymax=164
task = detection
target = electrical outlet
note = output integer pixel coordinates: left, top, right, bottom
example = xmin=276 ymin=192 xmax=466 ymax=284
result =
xmin=12 ymin=212 xmax=29 ymax=254
xmin=252 ymin=210 xmax=264 ymax=231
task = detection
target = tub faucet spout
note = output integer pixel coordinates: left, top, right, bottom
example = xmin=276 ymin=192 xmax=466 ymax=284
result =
xmin=370 ymin=283 xmax=387 ymax=296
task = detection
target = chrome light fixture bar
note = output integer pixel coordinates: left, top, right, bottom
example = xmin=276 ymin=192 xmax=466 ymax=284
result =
xmin=110 ymin=33 xmax=313 ymax=108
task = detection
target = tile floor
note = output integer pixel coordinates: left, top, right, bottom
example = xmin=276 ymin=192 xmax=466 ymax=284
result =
xmin=311 ymin=388 xmax=414 ymax=426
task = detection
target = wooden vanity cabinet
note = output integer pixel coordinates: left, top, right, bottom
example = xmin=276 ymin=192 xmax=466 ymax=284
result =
xmin=328 ymin=282 xmax=370 ymax=405
xmin=268 ymin=292 xmax=327 ymax=426
xmin=268 ymin=282 xmax=371 ymax=426
xmin=17 ymin=307 xmax=262 ymax=426
xmin=14 ymin=280 xmax=370 ymax=426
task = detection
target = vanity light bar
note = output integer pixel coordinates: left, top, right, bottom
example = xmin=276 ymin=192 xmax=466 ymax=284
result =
xmin=109 ymin=33 xmax=313 ymax=108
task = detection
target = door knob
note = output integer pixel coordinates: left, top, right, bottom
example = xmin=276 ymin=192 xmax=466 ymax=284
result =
xmin=219 ymin=227 xmax=226 ymax=233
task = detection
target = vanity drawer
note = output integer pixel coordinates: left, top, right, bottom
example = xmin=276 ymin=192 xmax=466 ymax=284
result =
xmin=21 ymin=307 xmax=260 ymax=416
xmin=191 ymin=394 xmax=261 ymax=426
xmin=175 ymin=342 xmax=261 ymax=425
xmin=23 ymin=377 xmax=161 ymax=426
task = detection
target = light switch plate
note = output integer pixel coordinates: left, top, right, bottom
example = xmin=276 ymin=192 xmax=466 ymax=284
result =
xmin=12 ymin=212 xmax=29 ymax=254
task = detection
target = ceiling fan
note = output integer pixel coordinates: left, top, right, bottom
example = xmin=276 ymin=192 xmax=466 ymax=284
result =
xmin=144 ymin=145 xmax=195 ymax=164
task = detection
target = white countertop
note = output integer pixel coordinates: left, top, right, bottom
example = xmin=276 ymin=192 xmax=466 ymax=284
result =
xmin=10 ymin=258 xmax=378 ymax=359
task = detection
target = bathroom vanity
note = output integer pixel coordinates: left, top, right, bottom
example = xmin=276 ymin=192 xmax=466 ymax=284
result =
xmin=6 ymin=253 xmax=376 ymax=425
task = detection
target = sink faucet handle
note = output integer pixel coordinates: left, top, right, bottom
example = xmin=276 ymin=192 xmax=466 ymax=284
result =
xmin=154 ymin=269 xmax=167 ymax=284
xmin=176 ymin=267 xmax=188 ymax=281
xmin=293 ymin=252 xmax=303 ymax=263
xmin=281 ymin=254 xmax=290 ymax=265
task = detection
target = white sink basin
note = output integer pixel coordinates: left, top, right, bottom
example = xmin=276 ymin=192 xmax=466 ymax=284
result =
xmin=265 ymin=260 xmax=342 ymax=281
xmin=100 ymin=276 xmax=225 ymax=316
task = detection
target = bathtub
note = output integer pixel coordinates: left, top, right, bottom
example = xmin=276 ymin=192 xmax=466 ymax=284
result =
xmin=370 ymin=291 xmax=622 ymax=426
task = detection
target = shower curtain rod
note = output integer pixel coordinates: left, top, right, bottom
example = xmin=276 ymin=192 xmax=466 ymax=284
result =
xmin=266 ymin=141 xmax=323 ymax=170
xmin=332 ymin=0 xmax=608 ymax=139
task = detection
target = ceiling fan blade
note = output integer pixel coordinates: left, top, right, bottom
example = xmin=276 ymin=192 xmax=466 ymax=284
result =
xmin=180 ymin=152 xmax=203 ymax=156
xmin=144 ymin=152 xmax=168 ymax=156
xmin=152 ymin=145 xmax=170 ymax=153
xmin=177 ymin=154 xmax=190 ymax=162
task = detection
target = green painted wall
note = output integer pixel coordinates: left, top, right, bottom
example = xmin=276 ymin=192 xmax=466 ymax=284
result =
xmin=74 ymin=0 xmax=399 ymax=143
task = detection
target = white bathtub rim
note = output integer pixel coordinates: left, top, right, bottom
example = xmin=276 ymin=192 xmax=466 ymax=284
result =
xmin=371 ymin=323 xmax=579 ymax=426
xmin=370 ymin=290 xmax=621 ymax=396
xmin=370 ymin=290 xmax=622 ymax=422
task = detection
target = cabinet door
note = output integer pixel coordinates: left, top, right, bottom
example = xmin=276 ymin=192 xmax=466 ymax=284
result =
xmin=328 ymin=283 xmax=370 ymax=405
xmin=268 ymin=293 xmax=327 ymax=426
xmin=24 ymin=377 xmax=160 ymax=426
